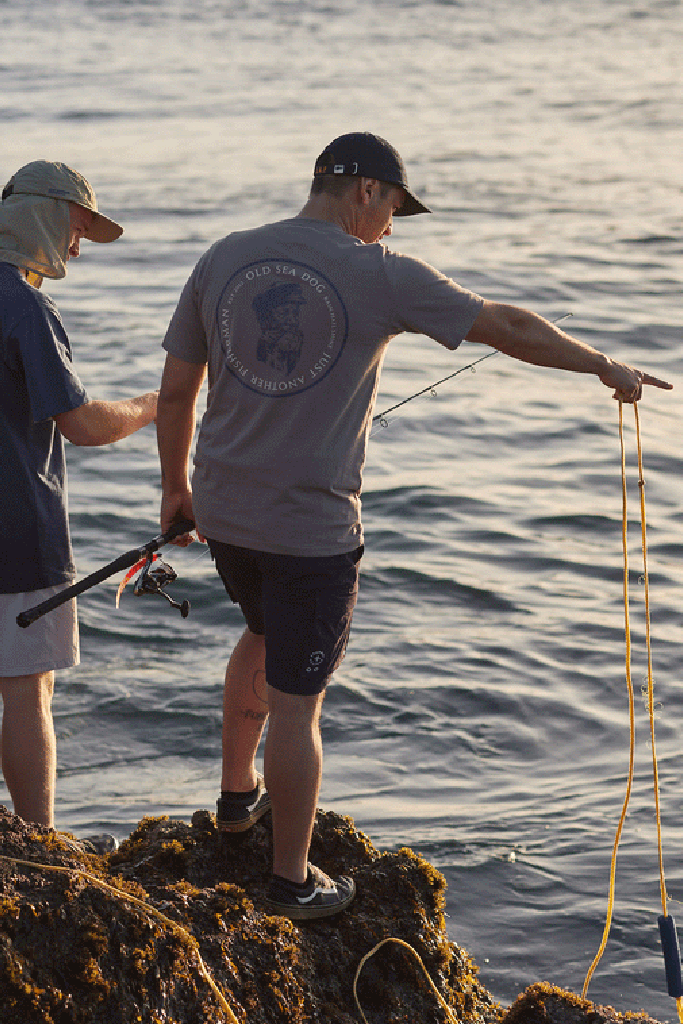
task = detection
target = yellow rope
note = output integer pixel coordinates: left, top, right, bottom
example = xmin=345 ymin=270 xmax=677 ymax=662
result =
xmin=0 ymin=853 xmax=239 ymax=1023
xmin=582 ymin=401 xmax=636 ymax=998
xmin=634 ymin=403 xmax=667 ymax=918
xmin=632 ymin=407 xmax=683 ymax=1024
xmin=583 ymin=403 xmax=682 ymax=1021
xmin=353 ymin=937 xmax=459 ymax=1024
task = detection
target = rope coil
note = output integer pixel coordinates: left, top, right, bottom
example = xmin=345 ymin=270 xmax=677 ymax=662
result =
xmin=353 ymin=937 xmax=459 ymax=1024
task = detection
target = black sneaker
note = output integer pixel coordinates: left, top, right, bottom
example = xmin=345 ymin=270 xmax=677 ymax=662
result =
xmin=216 ymin=774 xmax=271 ymax=832
xmin=265 ymin=862 xmax=356 ymax=920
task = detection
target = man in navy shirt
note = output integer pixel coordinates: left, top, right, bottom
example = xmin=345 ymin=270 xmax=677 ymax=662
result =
xmin=0 ymin=161 xmax=158 ymax=828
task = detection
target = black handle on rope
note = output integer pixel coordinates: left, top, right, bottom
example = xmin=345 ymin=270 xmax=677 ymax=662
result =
xmin=659 ymin=916 xmax=683 ymax=998
xmin=16 ymin=519 xmax=195 ymax=628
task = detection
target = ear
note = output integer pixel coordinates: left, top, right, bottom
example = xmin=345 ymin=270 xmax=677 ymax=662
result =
xmin=356 ymin=177 xmax=380 ymax=206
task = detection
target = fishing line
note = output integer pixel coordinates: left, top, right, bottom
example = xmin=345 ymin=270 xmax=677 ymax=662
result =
xmin=183 ymin=540 xmax=214 ymax=567
xmin=581 ymin=403 xmax=682 ymax=1021
xmin=370 ymin=313 xmax=573 ymax=435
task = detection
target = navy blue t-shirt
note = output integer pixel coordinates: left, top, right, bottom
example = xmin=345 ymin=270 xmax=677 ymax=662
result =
xmin=0 ymin=263 xmax=88 ymax=593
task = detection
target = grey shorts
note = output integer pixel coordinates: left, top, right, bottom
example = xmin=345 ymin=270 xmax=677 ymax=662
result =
xmin=207 ymin=540 xmax=363 ymax=696
xmin=0 ymin=586 xmax=79 ymax=677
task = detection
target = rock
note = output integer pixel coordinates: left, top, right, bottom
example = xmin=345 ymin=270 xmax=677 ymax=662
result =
xmin=502 ymin=983 xmax=663 ymax=1024
xmin=0 ymin=805 xmax=665 ymax=1023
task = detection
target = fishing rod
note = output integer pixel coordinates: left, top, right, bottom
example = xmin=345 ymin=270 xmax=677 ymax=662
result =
xmin=16 ymin=519 xmax=194 ymax=628
xmin=372 ymin=351 xmax=498 ymax=428
xmin=372 ymin=313 xmax=573 ymax=429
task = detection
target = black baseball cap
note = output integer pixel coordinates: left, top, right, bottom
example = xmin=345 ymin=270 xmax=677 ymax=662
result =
xmin=313 ymin=132 xmax=431 ymax=217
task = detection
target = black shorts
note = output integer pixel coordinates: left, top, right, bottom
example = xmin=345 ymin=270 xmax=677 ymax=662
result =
xmin=207 ymin=539 xmax=363 ymax=697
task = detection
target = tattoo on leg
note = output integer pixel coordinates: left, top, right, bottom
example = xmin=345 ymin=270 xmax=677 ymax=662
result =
xmin=243 ymin=708 xmax=268 ymax=722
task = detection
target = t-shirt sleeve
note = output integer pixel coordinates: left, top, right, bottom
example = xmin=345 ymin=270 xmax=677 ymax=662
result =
xmin=383 ymin=251 xmax=484 ymax=350
xmin=16 ymin=296 xmax=88 ymax=424
xmin=162 ymin=262 xmax=209 ymax=365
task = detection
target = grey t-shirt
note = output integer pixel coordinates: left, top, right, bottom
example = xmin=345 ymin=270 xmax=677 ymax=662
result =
xmin=162 ymin=217 xmax=483 ymax=556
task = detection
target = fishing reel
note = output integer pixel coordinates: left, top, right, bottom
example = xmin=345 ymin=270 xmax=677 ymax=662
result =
xmin=133 ymin=556 xmax=190 ymax=618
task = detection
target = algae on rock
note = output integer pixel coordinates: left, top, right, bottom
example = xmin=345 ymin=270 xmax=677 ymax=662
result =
xmin=0 ymin=805 xmax=667 ymax=1024
xmin=0 ymin=805 xmax=499 ymax=1023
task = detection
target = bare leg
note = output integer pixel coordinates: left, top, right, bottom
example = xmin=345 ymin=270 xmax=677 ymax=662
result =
xmin=221 ymin=628 xmax=269 ymax=792
xmin=0 ymin=672 xmax=56 ymax=827
xmin=264 ymin=686 xmax=325 ymax=885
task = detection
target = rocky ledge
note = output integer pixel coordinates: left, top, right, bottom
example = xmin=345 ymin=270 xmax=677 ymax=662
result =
xmin=0 ymin=805 xmax=664 ymax=1023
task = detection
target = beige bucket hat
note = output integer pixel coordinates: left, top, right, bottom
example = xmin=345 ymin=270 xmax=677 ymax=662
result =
xmin=1 ymin=160 xmax=123 ymax=242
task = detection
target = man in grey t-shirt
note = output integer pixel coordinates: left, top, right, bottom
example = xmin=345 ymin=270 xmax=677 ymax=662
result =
xmin=156 ymin=132 xmax=671 ymax=919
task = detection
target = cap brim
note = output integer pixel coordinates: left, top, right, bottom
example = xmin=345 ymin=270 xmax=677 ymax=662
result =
xmin=85 ymin=212 xmax=123 ymax=243
xmin=394 ymin=188 xmax=431 ymax=217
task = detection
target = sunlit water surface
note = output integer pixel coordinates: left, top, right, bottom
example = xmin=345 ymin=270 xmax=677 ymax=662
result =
xmin=3 ymin=0 xmax=683 ymax=1018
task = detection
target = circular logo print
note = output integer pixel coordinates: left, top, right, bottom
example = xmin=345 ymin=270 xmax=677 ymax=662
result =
xmin=217 ymin=259 xmax=348 ymax=397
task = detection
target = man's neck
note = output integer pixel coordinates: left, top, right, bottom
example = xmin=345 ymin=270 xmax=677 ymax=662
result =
xmin=297 ymin=195 xmax=359 ymax=238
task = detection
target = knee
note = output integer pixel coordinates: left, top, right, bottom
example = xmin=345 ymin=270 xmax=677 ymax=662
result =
xmin=267 ymin=686 xmax=324 ymax=727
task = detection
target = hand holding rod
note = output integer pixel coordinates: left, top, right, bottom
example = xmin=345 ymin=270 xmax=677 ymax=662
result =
xmin=16 ymin=519 xmax=195 ymax=628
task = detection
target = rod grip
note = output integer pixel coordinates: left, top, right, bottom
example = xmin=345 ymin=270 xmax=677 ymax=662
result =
xmin=164 ymin=519 xmax=195 ymax=542
xmin=658 ymin=915 xmax=683 ymax=998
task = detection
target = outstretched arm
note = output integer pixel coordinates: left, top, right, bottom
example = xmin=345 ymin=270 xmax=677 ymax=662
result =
xmin=55 ymin=391 xmax=158 ymax=445
xmin=156 ymin=352 xmax=207 ymax=543
xmin=465 ymin=301 xmax=672 ymax=402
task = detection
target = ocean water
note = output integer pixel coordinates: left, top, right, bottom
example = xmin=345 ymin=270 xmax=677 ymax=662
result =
xmin=2 ymin=0 xmax=683 ymax=1018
